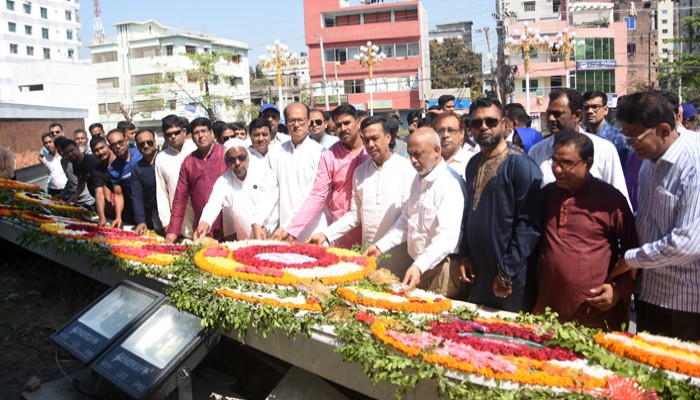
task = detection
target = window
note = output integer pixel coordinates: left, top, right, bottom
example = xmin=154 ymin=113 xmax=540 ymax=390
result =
xmin=524 ymin=1 xmax=535 ymax=12
xmin=165 ymin=45 xmax=173 ymax=56
xmin=168 ymin=100 xmax=177 ymax=110
xmin=364 ymin=12 xmax=391 ymax=24
xmin=96 ymin=77 xmax=119 ymax=89
xmin=65 ymin=10 xmax=71 ymax=20
xmin=334 ymin=48 xmax=347 ymax=63
xmin=26 ymin=45 xmax=33 ymax=56
xmin=185 ymin=45 xmax=196 ymax=55
xmin=575 ymin=70 xmax=615 ymax=94
xmin=19 ymin=84 xmax=43 ymax=92
xmin=40 ymin=7 xmax=47 ymax=18
xmin=551 ymin=76 xmax=564 ymax=89
xmin=552 ymin=0 xmax=561 ymax=13
xmin=627 ymin=43 xmax=636 ymax=56
xmin=229 ymin=77 xmax=239 ymax=87
xmin=624 ymin=17 xmax=636 ymax=30
xmin=186 ymin=71 xmax=197 ymax=83
xmin=661 ymin=19 xmax=668 ymax=24
xmin=67 ymin=49 xmax=74 ymax=58
xmin=407 ymin=42 xmax=420 ymax=57
xmin=131 ymin=73 xmax=160 ymax=86
xmin=324 ymin=17 xmax=336 ymax=28
xmin=24 ymin=25 xmax=31 ymax=35
xmin=66 ymin=30 xmax=72 ymax=40
xmin=578 ymin=38 xmax=614 ymax=61
xmin=382 ymin=44 xmax=394 ymax=58
xmin=344 ymin=79 xmax=365 ymax=94
xmin=42 ymin=28 xmax=49 ymax=39
xmin=91 ymin=51 xmax=117 ymax=63
xmin=131 ymin=46 xmax=161 ymax=58
xmin=43 ymin=48 xmax=50 ymax=59
xmin=164 ymin=72 xmax=175 ymax=83
xmin=324 ymin=48 xmax=335 ymax=63
xmin=22 ymin=2 xmax=29 ymax=13
xmin=662 ymin=29 xmax=668 ymax=34
xmin=394 ymin=9 xmax=418 ymax=21
xmin=336 ymin=14 xmax=360 ymax=26
xmin=9 ymin=43 xmax=17 ymax=54
xmin=662 ymin=9 xmax=668 ymax=14
xmin=521 ymin=79 xmax=539 ymax=92
xmin=396 ymin=43 xmax=408 ymax=58
xmin=8 ymin=22 xmax=16 ymax=32
xmin=6 ymin=0 xmax=14 ymax=10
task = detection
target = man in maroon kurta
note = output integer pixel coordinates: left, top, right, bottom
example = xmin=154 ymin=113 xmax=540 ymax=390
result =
xmin=165 ymin=118 xmax=227 ymax=242
xmin=533 ymin=129 xmax=637 ymax=330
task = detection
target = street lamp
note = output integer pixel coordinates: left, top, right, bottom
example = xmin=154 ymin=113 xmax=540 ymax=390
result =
xmin=259 ymin=39 xmax=297 ymax=110
xmin=505 ymin=23 xmax=549 ymax=114
xmin=354 ymin=41 xmax=386 ymax=116
xmin=548 ymin=28 xmax=585 ymax=89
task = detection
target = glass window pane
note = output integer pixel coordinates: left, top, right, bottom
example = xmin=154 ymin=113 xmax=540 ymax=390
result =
xmin=407 ymin=43 xmax=419 ymax=57
xmin=396 ymin=44 xmax=408 ymax=58
xmin=324 ymin=49 xmax=335 ymax=63
xmin=585 ymin=38 xmax=594 ymax=60
xmin=347 ymin=46 xmax=359 ymax=60
xmin=382 ymin=44 xmax=394 ymax=58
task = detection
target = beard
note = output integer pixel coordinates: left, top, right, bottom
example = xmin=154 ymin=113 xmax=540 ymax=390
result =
xmin=78 ymin=144 xmax=88 ymax=154
xmin=475 ymin=131 xmax=503 ymax=148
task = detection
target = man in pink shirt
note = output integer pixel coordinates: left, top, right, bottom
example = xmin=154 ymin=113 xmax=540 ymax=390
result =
xmin=271 ymin=104 xmax=369 ymax=248
xmin=165 ymin=117 xmax=227 ymax=243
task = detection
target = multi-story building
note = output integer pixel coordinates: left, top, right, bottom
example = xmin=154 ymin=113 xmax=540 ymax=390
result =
xmin=678 ymin=0 xmax=699 ymax=56
xmin=89 ymin=19 xmax=251 ymax=129
xmin=0 ymin=0 xmax=98 ymax=121
xmin=258 ymin=52 xmax=311 ymax=107
xmin=429 ymin=21 xmax=474 ymax=50
xmin=304 ymin=0 xmax=430 ymax=119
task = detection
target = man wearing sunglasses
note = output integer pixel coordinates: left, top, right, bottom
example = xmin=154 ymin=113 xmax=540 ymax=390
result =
xmin=38 ymin=122 xmax=65 ymax=161
xmin=609 ymin=91 xmax=700 ymax=341
xmin=308 ymin=109 xmax=339 ymax=150
xmin=106 ymin=129 xmax=142 ymax=229
xmin=273 ymin=104 xmax=369 ymax=247
xmin=131 ymin=129 xmax=163 ymax=235
xmin=459 ymin=98 xmax=543 ymax=312
xmin=195 ymin=138 xmax=279 ymax=242
xmin=166 ymin=117 xmax=227 ymax=243
xmin=156 ymin=115 xmax=196 ymax=239
xmin=528 ymin=88 xmax=629 ymax=206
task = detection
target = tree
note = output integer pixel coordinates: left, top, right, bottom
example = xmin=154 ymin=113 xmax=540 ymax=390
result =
xmin=659 ymin=12 xmax=700 ymax=104
xmin=429 ymin=38 xmax=483 ymax=98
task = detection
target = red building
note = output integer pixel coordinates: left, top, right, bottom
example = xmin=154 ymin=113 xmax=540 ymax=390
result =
xmin=304 ymin=0 xmax=430 ymax=115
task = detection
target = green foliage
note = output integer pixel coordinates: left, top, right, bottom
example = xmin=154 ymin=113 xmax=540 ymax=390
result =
xmin=659 ymin=11 xmax=700 ymax=103
xmin=429 ymin=38 xmax=483 ymax=96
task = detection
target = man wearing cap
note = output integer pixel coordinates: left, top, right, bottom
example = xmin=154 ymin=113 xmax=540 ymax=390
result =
xmin=682 ymin=103 xmax=698 ymax=133
xmin=194 ymin=138 xmax=279 ymax=242
xmin=259 ymin=103 xmax=291 ymax=146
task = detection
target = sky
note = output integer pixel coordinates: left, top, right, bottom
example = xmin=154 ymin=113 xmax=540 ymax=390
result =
xmin=78 ymin=0 xmax=498 ymax=70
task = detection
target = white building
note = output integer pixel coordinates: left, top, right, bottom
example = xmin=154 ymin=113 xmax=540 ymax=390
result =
xmin=89 ymin=19 xmax=251 ymax=129
xmin=0 ymin=0 xmax=98 ymax=122
xmin=428 ymin=21 xmax=473 ymax=50
xmin=657 ymin=0 xmax=674 ymax=63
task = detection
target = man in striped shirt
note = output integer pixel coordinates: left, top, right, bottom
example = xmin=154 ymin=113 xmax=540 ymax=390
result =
xmin=609 ymin=91 xmax=700 ymax=341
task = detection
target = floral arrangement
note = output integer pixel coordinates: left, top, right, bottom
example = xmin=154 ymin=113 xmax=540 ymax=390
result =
xmin=39 ymin=221 xmax=159 ymax=242
xmin=20 ymin=212 xmax=85 ymax=225
xmin=14 ymin=191 xmax=88 ymax=214
xmin=595 ymin=331 xmax=700 ymax=378
xmin=216 ymin=287 xmax=322 ymax=313
xmin=195 ymin=241 xmax=376 ymax=286
xmin=0 ymin=178 xmax=40 ymax=191
xmin=336 ymin=286 xmax=452 ymax=314
xmin=110 ymin=241 xmax=187 ymax=266
xmin=0 ymin=204 xmax=22 ymax=217
xmin=369 ymin=317 xmax=647 ymax=397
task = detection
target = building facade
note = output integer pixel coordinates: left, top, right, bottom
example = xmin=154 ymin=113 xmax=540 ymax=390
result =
xmin=89 ymin=20 xmax=251 ymax=129
xmin=0 ymin=0 xmax=98 ymax=122
xmin=304 ymin=0 xmax=430 ymax=116
xmin=429 ymin=21 xmax=474 ymax=50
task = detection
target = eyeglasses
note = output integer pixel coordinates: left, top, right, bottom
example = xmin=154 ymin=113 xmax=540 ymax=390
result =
xmin=109 ymin=139 xmax=125 ymax=148
xmin=226 ymin=154 xmax=247 ymax=163
xmin=551 ymin=158 xmax=584 ymax=173
xmin=137 ymin=140 xmax=154 ymax=148
xmin=436 ymin=128 xmax=461 ymax=136
xmin=164 ymin=130 xmax=182 ymax=139
xmin=309 ymin=119 xmax=324 ymax=126
xmin=221 ymin=135 xmax=234 ymax=142
xmin=583 ymin=104 xmax=605 ymax=112
xmin=286 ymin=118 xmax=307 ymax=126
xmin=469 ymin=118 xmax=500 ymax=129
xmin=621 ymin=127 xmax=654 ymax=144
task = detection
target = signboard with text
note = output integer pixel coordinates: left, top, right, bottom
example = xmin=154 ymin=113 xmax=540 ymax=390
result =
xmin=314 ymin=95 xmax=349 ymax=105
xmin=576 ymin=60 xmax=617 ymax=70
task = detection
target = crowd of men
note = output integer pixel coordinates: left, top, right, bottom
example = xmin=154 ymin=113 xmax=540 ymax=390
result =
xmin=33 ymin=91 xmax=700 ymax=341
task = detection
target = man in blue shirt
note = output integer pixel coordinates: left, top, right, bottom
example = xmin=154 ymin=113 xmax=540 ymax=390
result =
xmin=582 ymin=91 xmax=629 ymax=165
xmin=131 ymin=129 xmax=162 ymax=235
xmin=106 ymin=129 xmax=142 ymax=228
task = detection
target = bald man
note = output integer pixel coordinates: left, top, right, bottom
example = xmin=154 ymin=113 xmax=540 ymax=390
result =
xmin=367 ymin=127 xmax=467 ymax=297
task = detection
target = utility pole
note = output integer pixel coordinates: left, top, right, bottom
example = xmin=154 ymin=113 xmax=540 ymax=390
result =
xmin=315 ymin=34 xmax=330 ymax=111
xmin=476 ymin=27 xmax=500 ymax=102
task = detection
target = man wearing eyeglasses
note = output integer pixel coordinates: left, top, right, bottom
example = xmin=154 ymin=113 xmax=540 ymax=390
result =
xmin=155 ymin=115 xmax=197 ymax=239
xmin=166 ymin=117 xmax=227 ymax=243
xmin=195 ymin=138 xmax=279 ymax=242
xmin=106 ymin=129 xmax=142 ymax=229
xmin=582 ymin=91 xmax=629 ymax=165
xmin=432 ymin=111 xmax=475 ymax=181
xmin=267 ymin=102 xmax=324 ymax=242
xmin=131 ymin=129 xmax=163 ymax=235
xmin=609 ymin=91 xmax=700 ymax=341
xmin=459 ymin=98 xmax=543 ymax=312
xmin=528 ymin=89 xmax=629 ymax=206
xmin=533 ymin=130 xmax=637 ymax=330
xmin=272 ymin=104 xmax=369 ymax=247
xmin=308 ymin=109 xmax=339 ymax=150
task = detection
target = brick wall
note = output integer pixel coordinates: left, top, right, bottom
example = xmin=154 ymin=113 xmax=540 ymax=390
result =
xmin=0 ymin=119 xmax=85 ymax=170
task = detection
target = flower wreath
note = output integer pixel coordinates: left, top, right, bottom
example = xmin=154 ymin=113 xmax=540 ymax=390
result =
xmin=21 ymin=212 xmax=85 ymax=225
xmin=0 ymin=204 xmax=23 ymax=217
xmin=14 ymin=191 xmax=88 ymax=214
xmin=215 ymin=287 xmax=322 ymax=313
xmin=595 ymin=331 xmax=700 ymax=379
xmin=370 ymin=317 xmax=647 ymax=397
xmin=0 ymin=178 xmax=40 ymax=191
xmin=40 ymin=221 xmax=159 ymax=242
xmin=110 ymin=241 xmax=187 ymax=266
xmin=336 ymin=286 xmax=452 ymax=314
xmin=195 ymin=240 xmax=376 ymax=286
